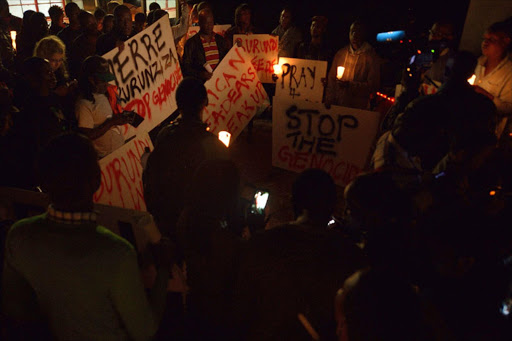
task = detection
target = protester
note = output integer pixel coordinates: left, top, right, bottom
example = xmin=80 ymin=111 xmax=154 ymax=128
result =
xmin=75 ymin=55 xmax=129 ymax=158
xmin=48 ymin=5 xmax=66 ymax=36
xmin=102 ymin=14 xmax=114 ymax=35
xmin=296 ymin=16 xmax=333 ymax=66
xmin=94 ymin=7 xmax=106 ymax=32
xmin=177 ymin=159 xmax=243 ymax=340
xmin=69 ymin=10 xmax=99 ymax=78
xmin=33 ymin=35 xmax=76 ymax=98
xmin=234 ymin=169 xmax=366 ymax=341
xmin=272 ymin=7 xmax=302 ymax=58
xmin=225 ymin=3 xmax=259 ymax=48
xmin=182 ymin=9 xmax=228 ymax=81
xmin=57 ymin=2 xmax=81 ymax=54
xmin=132 ymin=12 xmax=146 ymax=35
xmin=15 ymin=11 xmax=48 ymax=67
xmin=107 ymin=0 xmax=121 ymax=15
xmin=420 ymin=21 xmax=456 ymax=95
xmin=149 ymin=1 xmax=161 ymax=11
xmin=326 ymin=20 xmax=380 ymax=110
xmin=473 ymin=21 xmax=512 ymax=137
xmin=1 ymin=133 xmax=172 ymax=340
xmin=144 ymin=77 xmax=228 ymax=240
xmin=0 ymin=0 xmax=22 ymax=33
xmin=96 ymin=5 xmax=132 ymax=55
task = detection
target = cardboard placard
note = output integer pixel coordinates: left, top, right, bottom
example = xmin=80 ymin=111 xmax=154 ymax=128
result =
xmin=94 ymin=132 xmax=153 ymax=211
xmin=275 ymin=57 xmax=327 ymax=103
xmin=186 ymin=24 xmax=231 ymax=39
xmin=233 ymin=34 xmax=279 ymax=83
xmin=203 ymin=47 xmax=269 ymax=141
xmin=102 ymin=16 xmax=183 ymax=139
xmin=272 ymin=98 xmax=380 ymax=187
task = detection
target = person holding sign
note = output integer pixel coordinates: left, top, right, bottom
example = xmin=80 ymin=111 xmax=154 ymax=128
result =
xmin=75 ymin=56 xmax=131 ymax=158
xmin=224 ymin=3 xmax=259 ymax=49
xmin=182 ymin=9 xmax=229 ymax=82
xmin=96 ymin=5 xmax=133 ymax=55
xmin=326 ymin=21 xmax=380 ymax=110
xmin=296 ymin=15 xmax=333 ymax=67
xmin=272 ymin=7 xmax=302 ymax=58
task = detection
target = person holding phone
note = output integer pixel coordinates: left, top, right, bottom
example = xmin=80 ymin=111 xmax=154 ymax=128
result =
xmin=75 ymin=55 xmax=130 ymax=158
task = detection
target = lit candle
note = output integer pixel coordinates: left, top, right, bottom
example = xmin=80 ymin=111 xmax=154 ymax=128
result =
xmin=272 ymin=63 xmax=282 ymax=75
xmin=337 ymin=66 xmax=345 ymax=80
xmin=467 ymin=74 xmax=476 ymax=85
xmin=218 ymin=131 xmax=231 ymax=147
xmin=10 ymin=31 xmax=16 ymax=50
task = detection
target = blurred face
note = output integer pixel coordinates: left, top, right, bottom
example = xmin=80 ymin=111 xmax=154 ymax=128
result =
xmin=199 ymin=12 xmax=214 ymax=36
xmin=310 ymin=20 xmax=326 ymax=39
xmin=482 ymin=31 xmax=510 ymax=59
xmin=48 ymin=53 xmax=64 ymax=72
xmin=116 ymin=10 xmax=132 ymax=36
xmin=239 ymin=9 xmax=251 ymax=26
xmin=428 ymin=23 xmax=453 ymax=42
xmin=67 ymin=6 xmax=80 ymax=24
xmin=280 ymin=10 xmax=292 ymax=30
xmin=103 ymin=17 xmax=114 ymax=33
xmin=349 ymin=23 xmax=365 ymax=50
xmin=85 ymin=15 xmax=98 ymax=34
xmin=41 ymin=61 xmax=57 ymax=90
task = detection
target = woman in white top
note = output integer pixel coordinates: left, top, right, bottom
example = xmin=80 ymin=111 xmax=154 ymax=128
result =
xmin=75 ymin=56 xmax=129 ymax=158
xmin=473 ymin=21 xmax=512 ymax=137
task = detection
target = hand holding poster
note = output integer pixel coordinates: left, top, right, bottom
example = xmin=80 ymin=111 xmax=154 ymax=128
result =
xmin=233 ymin=34 xmax=279 ymax=83
xmin=102 ymin=16 xmax=183 ymax=139
xmin=272 ymin=98 xmax=380 ymax=187
xmin=94 ymin=132 xmax=153 ymax=211
xmin=203 ymin=46 xmax=269 ymax=141
xmin=275 ymin=58 xmax=327 ymax=103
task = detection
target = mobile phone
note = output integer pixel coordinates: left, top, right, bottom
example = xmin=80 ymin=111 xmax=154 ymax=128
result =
xmin=251 ymin=191 xmax=269 ymax=214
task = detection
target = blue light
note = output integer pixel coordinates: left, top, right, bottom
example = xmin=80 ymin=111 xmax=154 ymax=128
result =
xmin=376 ymin=30 xmax=406 ymax=43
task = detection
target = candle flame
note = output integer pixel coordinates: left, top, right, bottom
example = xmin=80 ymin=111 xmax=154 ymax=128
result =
xmin=337 ymin=66 xmax=345 ymax=80
xmin=467 ymin=74 xmax=476 ymax=85
xmin=218 ymin=131 xmax=231 ymax=147
xmin=272 ymin=64 xmax=282 ymax=75
xmin=10 ymin=31 xmax=16 ymax=50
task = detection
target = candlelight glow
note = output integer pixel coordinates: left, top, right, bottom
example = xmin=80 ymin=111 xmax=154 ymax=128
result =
xmin=10 ymin=31 xmax=16 ymax=50
xmin=272 ymin=64 xmax=282 ymax=75
xmin=218 ymin=131 xmax=231 ymax=147
xmin=337 ymin=66 xmax=345 ymax=80
xmin=467 ymin=74 xmax=476 ymax=85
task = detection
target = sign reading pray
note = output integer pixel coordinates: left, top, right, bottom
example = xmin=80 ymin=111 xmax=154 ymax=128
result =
xmin=233 ymin=34 xmax=279 ymax=83
xmin=272 ymin=97 xmax=380 ymax=187
xmin=102 ymin=16 xmax=183 ymax=139
xmin=275 ymin=58 xmax=327 ymax=103
xmin=203 ymin=47 xmax=269 ymax=141
xmin=94 ymin=132 xmax=153 ymax=211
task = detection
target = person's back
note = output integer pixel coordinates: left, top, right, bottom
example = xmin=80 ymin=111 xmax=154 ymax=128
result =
xmin=3 ymin=214 xmax=150 ymax=340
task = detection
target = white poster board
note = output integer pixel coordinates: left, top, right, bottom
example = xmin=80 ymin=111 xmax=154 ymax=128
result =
xmin=233 ymin=34 xmax=279 ymax=84
xmin=272 ymin=98 xmax=380 ymax=187
xmin=274 ymin=57 xmax=328 ymax=103
xmin=102 ymin=16 xmax=182 ymax=139
xmin=203 ymin=46 xmax=269 ymax=141
xmin=94 ymin=132 xmax=153 ymax=211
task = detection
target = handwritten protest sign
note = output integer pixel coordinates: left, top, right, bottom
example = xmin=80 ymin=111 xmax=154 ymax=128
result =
xmin=233 ymin=34 xmax=279 ymax=83
xmin=187 ymin=24 xmax=231 ymax=39
xmin=203 ymin=46 xmax=269 ymax=141
xmin=272 ymin=97 xmax=380 ymax=187
xmin=102 ymin=16 xmax=182 ymax=139
xmin=275 ymin=58 xmax=327 ymax=103
xmin=94 ymin=132 xmax=153 ymax=211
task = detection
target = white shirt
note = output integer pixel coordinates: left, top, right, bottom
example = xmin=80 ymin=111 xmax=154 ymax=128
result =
xmin=474 ymin=56 xmax=512 ymax=135
xmin=76 ymin=93 xmax=124 ymax=158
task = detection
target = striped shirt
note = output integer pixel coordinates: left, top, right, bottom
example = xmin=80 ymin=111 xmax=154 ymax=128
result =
xmin=201 ymin=35 xmax=220 ymax=70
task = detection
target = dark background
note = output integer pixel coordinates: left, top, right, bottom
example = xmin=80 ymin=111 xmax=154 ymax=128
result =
xmin=206 ymin=0 xmax=471 ymax=49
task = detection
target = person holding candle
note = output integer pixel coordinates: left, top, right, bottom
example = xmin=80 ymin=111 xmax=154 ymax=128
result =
xmin=473 ymin=21 xmax=512 ymax=138
xmin=325 ymin=20 xmax=380 ymax=110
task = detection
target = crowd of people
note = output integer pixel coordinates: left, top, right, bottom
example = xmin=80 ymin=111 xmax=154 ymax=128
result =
xmin=0 ymin=0 xmax=512 ymax=340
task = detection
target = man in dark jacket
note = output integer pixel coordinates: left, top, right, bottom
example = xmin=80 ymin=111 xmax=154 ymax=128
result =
xmin=96 ymin=5 xmax=132 ymax=55
xmin=182 ymin=9 xmax=229 ymax=82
